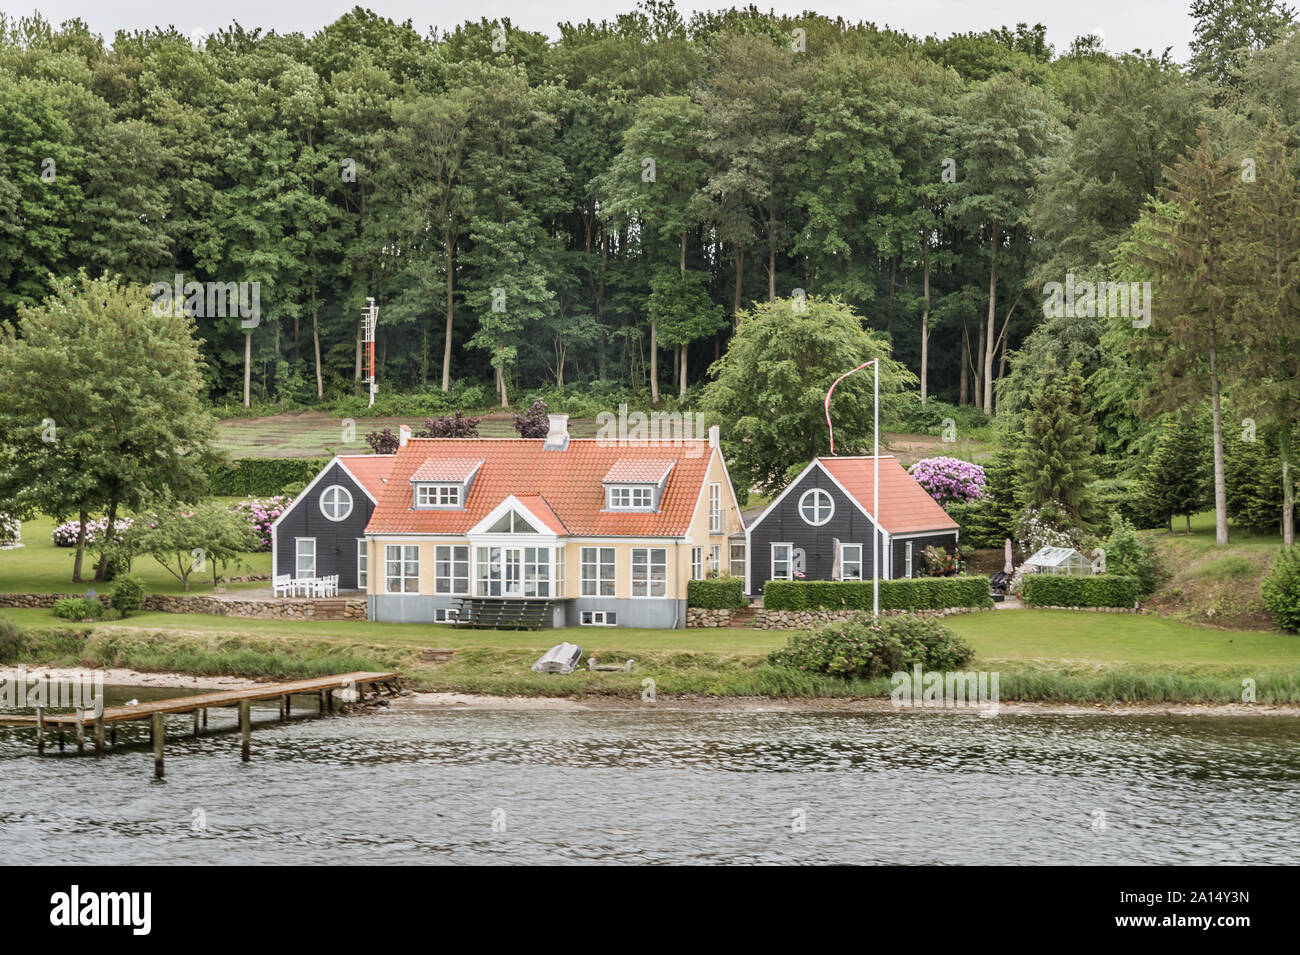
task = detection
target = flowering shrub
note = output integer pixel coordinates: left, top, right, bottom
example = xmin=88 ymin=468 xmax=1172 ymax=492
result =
xmin=1013 ymin=502 xmax=1079 ymax=556
xmin=0 ymin=512 xmax=20 ymax=549
xmin=51 ymin=518 xmax=134 ymax=547
xmin=230 ymin=496 xmax=288 ymax=552
xmin=923 ymin=545 xmax=959 ymax=576
xmin=909 ymin=457 xmax=987 ymax=506
xmin=767 ymin=612 xmax=975 ymax=680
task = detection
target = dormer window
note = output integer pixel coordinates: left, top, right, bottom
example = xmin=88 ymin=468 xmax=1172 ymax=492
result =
xmin=415 ymin=483 xmax=461 ymax=508
xmin=607 ymin=484 xmax=654 ymax=511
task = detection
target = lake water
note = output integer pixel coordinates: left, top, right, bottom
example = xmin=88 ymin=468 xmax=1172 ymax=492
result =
xmin=1 ymin=687 xmax=1297 ymax=865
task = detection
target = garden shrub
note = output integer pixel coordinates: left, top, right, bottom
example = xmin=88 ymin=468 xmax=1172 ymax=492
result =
xmin=1101 ymin=515 xmax=1160 ymax=594
xmin=767 ymin=612 xmax=975 ymax=680
xmin=1262 ymin=546 xmax=1300 ymax=632
xmin=109 ymin=575 xmax=146 ymax=618
xmin=763 ymin=577 xmax=992 ymax=611
xmin=687 ymin=577 xmax=746 ymax=609
xmin=52 ymin=595 xmax=107 ymax=621
xmin=0 ymin=512 xmax=20 ymax=548
xmin=909 ymin=457 xmax=987 ymax=506
xmin=943 ymin=498 xmax=1004 ymax=548
xmin=1020 ymin=574 xmax=1140 ymax=608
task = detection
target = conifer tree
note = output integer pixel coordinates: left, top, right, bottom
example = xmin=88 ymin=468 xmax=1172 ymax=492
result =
xmin=1016 ymin=360 xmax=1098 ymax=530
xmin=1143 ymin=410 xmax=1210 ymax=533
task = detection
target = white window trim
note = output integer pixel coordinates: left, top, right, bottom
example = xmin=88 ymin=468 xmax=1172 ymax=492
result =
xmin=357 ymin=538 xmax=367 ymax=590
xmin=798 ymin=487 xmax=834 ymax=527
xmin=383 ymin=543 xmax=420 ymax=594
xmin=771 ymin=542 xmax=793 ymax=581
xmin=709 ymin=483 xmax=722 ymax=534
xmin=709 ymin=544 xmax=721 ymax=576
xmin=630 ymin=547 xmax=669 ymax=598
xmin=905 ymin=540 xmax=914 ymax=579
xmin=319 ymin=485 xmax=354 ymax=522
xmin=580 ymin=610 xmax=618 ymax=626
xmin=580 ymin=546 xmax=617 ymax=597
xmin=691 ymin=546 xmax=703 ymax=580
xmin=435 ymin=544 xmax=471 ymax=596
xmin=605 ymin=484 xmax=654 ymax=511
xmin=414 ymin=483 xmax=462 ymax=509
xmin=296 ymin=538 xmax=316 ymax=578
xmin=840 ymin=543 xmax=863 ymax=581
xmin=434 ymin=608 xmax=460 ymax=623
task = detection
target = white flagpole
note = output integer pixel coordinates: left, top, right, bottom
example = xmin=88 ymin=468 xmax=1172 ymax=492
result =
xmin=873 ymin=359 xmax=879 ymax=618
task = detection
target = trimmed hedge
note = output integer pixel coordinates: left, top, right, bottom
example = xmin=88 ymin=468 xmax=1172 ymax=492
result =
xmin=687 ymin=577 xmax=747 ymax=609
xmin=206 ymin=457 xmax=329 ymax=496
xmin=763 ymin=577 xmax=992 ymax=611
xmin=1020 ymin=574 xmax=1140 ymax=608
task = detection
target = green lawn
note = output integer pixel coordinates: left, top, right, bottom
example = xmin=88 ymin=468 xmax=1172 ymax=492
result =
xmin=0 ymin=508 xmax=271 ymax=596
xmin=3 ymin=604 xmax=1296 ymax=669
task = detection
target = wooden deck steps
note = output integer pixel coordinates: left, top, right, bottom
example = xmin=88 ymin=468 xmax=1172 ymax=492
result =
xmin=729 ymin=606 xmax=758 ymax=627
xmin=453 ymin=598 xmax=552 ymax=630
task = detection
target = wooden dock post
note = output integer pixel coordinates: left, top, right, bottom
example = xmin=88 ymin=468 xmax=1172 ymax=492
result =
xmin=285 ymin=693 xmax=291 ymax=718
xmin=192 ymin=710 xmax=200 ymax=737
xmin=111 ymin=726 xmax=117 ymax=747
xmin=279 ymin=694 xmax=287 ymax=721
xmin=202 ymin=707 xmax=208 ymax=729
xmin=94 ymin=714 xmax=105 ymax=757
xmin=325 ymin=689 xmax=333 ymax=713
xmin=36 ymin=707 xmax=44 ymax=755
xmin=240 ymin=700 xmax=250 ymax=761
xmin=58 ymin=729 xmax=65 ymax=752
xmin=318 ymin=690 xmax=325 ymax=714
xmin=152 ymin=712 xmax=164 ymax=778
xmin=75 ymin=711 xmax=85 ymax=753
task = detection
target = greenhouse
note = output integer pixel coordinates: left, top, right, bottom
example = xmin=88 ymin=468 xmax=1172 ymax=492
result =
xmin=1022 ymin=546 xmax=1096 ymax=576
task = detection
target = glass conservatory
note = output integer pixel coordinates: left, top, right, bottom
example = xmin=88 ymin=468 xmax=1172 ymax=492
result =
xmin=1022 ymin=546 xmax=1095 ymax=576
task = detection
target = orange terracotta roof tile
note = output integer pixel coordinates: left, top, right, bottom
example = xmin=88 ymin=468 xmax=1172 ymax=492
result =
xmin=819 ymin=456 xmax=959 ymax=535
xmin=603 ymin=459 xmax=674 ymax=484
xmin=512 ymin=494 xmax=568 ymax=534
xmin=338 ymin=454 xmax=397 ymax=502
xmin=366 ymin=439 xmax=712 ymax=537
xmin=409 ymin=456 xmax=483 ymax=482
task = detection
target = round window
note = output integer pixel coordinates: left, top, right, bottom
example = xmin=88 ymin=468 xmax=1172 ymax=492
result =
xmin=798 ymin=488 xmax=834 ymax=526
xmin=320 ymin=485 xmax=354 ymax=522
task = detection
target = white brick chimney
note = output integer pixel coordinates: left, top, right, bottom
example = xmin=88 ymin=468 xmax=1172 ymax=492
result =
xmin=708 ymin=424 xmax=720 ymax=448
xmin=399 ymin=424 xmax=411 ymax=448
xmin=543 ymin=413 xmax=570 ymax=451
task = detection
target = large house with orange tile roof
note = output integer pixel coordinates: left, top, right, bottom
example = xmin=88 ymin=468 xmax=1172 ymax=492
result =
xmin=743 ymin=455 xmax=959 ymax=594
xmin=272 ymin=415 xmax=745 ymax=628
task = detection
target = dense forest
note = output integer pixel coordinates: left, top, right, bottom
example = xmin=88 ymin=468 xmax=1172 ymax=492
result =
xmin=0 ymin=0 xmax=1296 ymax=416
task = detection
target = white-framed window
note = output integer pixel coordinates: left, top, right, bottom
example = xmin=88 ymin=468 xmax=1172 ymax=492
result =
xmin=691 ymin=546 xmax=703 ymax=580
xmin=771 ymin=542 xmax=793 ymax=580
xmin=905 ymin=540 xmax=914 ymax=579
xmin=580 ymin=547 xmax=616 ymax=597
xmin=434 ymin=608 xmax=460 ymax=623
xmin=730 ymin=542 xmax=746 ymax=582
xmin=580 ymin=610 xmax=617 ymax=626
xmin=435 ymin=545 xmax=470 ymax=595
xmin=384 ymin=544 xmax=419 ymax=593
xmin=841 ymin=543 xmax=863 ymax=581
xmin=606 ymin=485 xmax=653 ymax=510
xmin=798 ymin=488 xmax=834 ymax=526
xmin=631 ymin=547 xmax=667 ymax=597
xmin=320 ymin=485 xmax=353 ymax=521
xmin=709 ymin=545 xmax=721 ymax=576
xmin=296 ymin=538 xmax=316 ymax=578
xmin=357 ymin=539 xmax=367 ymax=590
xmin=555 ymin=546 xmax=565 ymax=598
xmin=709 ymin=483 xmax=722 ymax=533
xmin=523 ymin=546 xmax=551 ymax=597
xmin=415 ymin=483 xmax=461 ymax=508
xmin=475 ymin=546 xmax=502 ymax=596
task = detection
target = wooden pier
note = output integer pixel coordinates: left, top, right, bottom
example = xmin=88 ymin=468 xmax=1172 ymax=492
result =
xmin=0 ymin=671 xmax=399 ymax=776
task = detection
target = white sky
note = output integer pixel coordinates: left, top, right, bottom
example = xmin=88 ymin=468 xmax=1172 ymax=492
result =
xmin=2 ymin=1 xmax=1197 ymax=61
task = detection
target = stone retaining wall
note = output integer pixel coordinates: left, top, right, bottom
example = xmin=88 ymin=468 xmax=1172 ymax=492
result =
xmin=0 ymin=592 xmax=366 ymax=620
xmin=686 ymin=607 xmax=734 ymax=627
xmin=752 ymin=606 xmax=995 ymax=629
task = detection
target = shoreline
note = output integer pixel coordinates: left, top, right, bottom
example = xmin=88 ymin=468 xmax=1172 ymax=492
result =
xmin=2 ymin=666 xmax=1296 ymax=717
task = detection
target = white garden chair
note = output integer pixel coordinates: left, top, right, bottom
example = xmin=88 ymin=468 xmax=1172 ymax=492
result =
xmin=273 ymin=574 xmax=293 ymax=598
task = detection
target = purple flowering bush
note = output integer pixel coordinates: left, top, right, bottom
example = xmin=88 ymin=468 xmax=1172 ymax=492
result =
xmin=909 ymin=456 xmax=987 ymax=507
xmin=767 ymin=612 xmax=974 ymax=680
xmin=51 ymin=518 xmax=134 ymax=547
xmin=230 ymin=496 xmax=288 ymax=552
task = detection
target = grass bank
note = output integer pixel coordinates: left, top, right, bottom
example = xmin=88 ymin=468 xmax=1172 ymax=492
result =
xmin=2 ymin=608 xmax=1298 ymax=704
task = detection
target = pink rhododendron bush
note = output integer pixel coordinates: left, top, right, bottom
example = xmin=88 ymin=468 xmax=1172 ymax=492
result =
xmin=52 ymin=517 xmax=134 ymax=547
xmin=908 ymin=457 xmax=987 ymax=506
xmin=231 ymin=496 xmax=288 ymax=552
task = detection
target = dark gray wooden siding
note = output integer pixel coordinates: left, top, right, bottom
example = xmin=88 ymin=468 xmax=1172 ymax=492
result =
xmin=750 ymin=465 xmax=883 ymax=594
xmin=274 ymin=461 xmax=374 ymax=589
xmin=891 ymin=532 xmax=960 ymax=578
